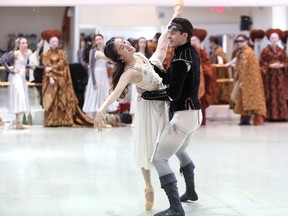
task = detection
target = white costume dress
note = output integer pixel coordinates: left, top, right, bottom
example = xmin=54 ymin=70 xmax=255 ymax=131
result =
xmin=129 ymin=84 xmax=137 ymax=115
xmin=83 ymin=58 xmax=110 ymax=113
xmin=129 ymin=52 xmax=168 ymax=170
xmin=8 ymin=54 xmax=30 ymax=114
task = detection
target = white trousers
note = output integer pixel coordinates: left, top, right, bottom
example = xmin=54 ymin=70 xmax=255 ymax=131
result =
xmin=153 ymin=109 xmax=202 ymax=177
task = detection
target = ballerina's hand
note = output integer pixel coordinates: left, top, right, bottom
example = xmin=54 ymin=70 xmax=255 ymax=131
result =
xmin=94 ymin=112 xmax=107 ymax=132
xmin=174 ymin=0 xmax=184 ymax=17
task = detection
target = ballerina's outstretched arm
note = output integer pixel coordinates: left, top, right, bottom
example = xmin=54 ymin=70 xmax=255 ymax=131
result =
xmin=152 ymin=0 xmax=184 ymax=64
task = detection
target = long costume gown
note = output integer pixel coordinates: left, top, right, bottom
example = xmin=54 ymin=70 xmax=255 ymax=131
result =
xmin=129 ymin=52 xmax=168 ymax=169
xmin=42 ymin=48 xmax=93 ymax=127
xmin=259 ymin=45 xmax=288 ymax=121
xmin=233 ymin=45 xmax=266 ymax=118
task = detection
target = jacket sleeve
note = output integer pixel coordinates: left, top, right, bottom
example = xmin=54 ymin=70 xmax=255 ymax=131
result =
xmin=0 ymin=51 xmax=15 ymax=74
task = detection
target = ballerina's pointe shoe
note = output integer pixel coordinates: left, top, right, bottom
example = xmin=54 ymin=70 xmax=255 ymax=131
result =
xmin=145 ymin=185 xmax=154 ymax=210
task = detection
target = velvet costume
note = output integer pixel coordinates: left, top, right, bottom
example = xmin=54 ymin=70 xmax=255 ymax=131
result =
xmin=233 ymin=45 xmax=266 ymax=118
xmin=42 ymin=48 xmax=93 ymax=127
xmin=259 ymin=45 xmax=288 ymax=121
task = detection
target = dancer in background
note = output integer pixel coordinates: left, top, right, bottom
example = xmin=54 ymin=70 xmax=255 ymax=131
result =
xmin=77 ymin=39 xmax=89 ymax=72
xmin=209 ymin=35 xmax=231 ymax=104
xmin=225 ymin=34 xmax=266 ymax=125
xmin=83 ymin=34 xmax=112 ymax=120
xmin=0 ymin=37 xmax=42 ymax=129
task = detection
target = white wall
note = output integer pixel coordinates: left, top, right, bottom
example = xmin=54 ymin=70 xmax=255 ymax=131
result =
xmin=77 ymin=6 xmax=262 ymax=39
xmin=78 ymin=6 xmax=163 ymax=40
xmin=251 ymin=7 xmax=273 ymax=29
xmin=79 ymin=6 xmax=272 ymax=46
xmin=77 ymin=6 xmax=285 ymax=39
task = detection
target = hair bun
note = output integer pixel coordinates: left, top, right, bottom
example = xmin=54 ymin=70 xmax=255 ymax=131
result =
xmin=41 ymin=29 xmax=62 ymax=42
xmin=265 ymin=28 xmax=284 ymax=39
xmin=249 ymin=29 xmax=265 ymax=42
xmin=193 ymin=28 xmax=207 ymax=42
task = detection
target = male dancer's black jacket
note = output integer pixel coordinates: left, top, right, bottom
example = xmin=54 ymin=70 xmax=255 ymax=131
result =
xmin=143 ymin=42 xmax=201 ymax=116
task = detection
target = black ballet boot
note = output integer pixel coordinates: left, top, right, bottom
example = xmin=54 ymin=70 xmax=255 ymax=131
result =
xmin=179 ymin=162 xmax=198 ymax=202
xmin=154 ymin=173 xmax=185 ymax=216
xmin=239 ymin=115 xmax=251 ymax=126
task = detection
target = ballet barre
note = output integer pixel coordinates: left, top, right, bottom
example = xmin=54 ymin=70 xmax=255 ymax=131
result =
xmin=0 ymin=66 xmax=42 ymax=86
xmin=0 ymin=66 xmax=33 ymax=70
xmin=216 ymin=78 xmax=234 ymax=83
xmin=211 ymin=64 xmax=234 ymax=83
xmin=0 ymin=82 xmax=42 ymax=87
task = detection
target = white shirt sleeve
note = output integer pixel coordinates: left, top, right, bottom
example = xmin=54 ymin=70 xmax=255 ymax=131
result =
xmin=217 ymin=55 xmax=224 ymax=64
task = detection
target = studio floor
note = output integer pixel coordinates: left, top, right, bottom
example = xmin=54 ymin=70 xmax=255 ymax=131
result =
xmin=1 ymin=88 xmax=288 ymax=216
xmin=0 ymin=120 xmax=288 ymax=216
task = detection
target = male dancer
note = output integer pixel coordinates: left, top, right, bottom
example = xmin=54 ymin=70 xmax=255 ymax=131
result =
xmin=142 ymin=18 xmax=202 ymax=216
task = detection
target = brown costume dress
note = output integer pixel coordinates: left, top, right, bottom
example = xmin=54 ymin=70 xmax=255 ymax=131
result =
xmin=198 ymin=48 xmax=217 ymax=125
xmin=233 ymin=45 xmax=266 ymax=123
xmin=42 ymin=48 xmax=93 ymax=127
xmin=210 ymin=45 xmax=231 ymax=104
xmin=259 ymin=45 xmax=288 ymax=121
